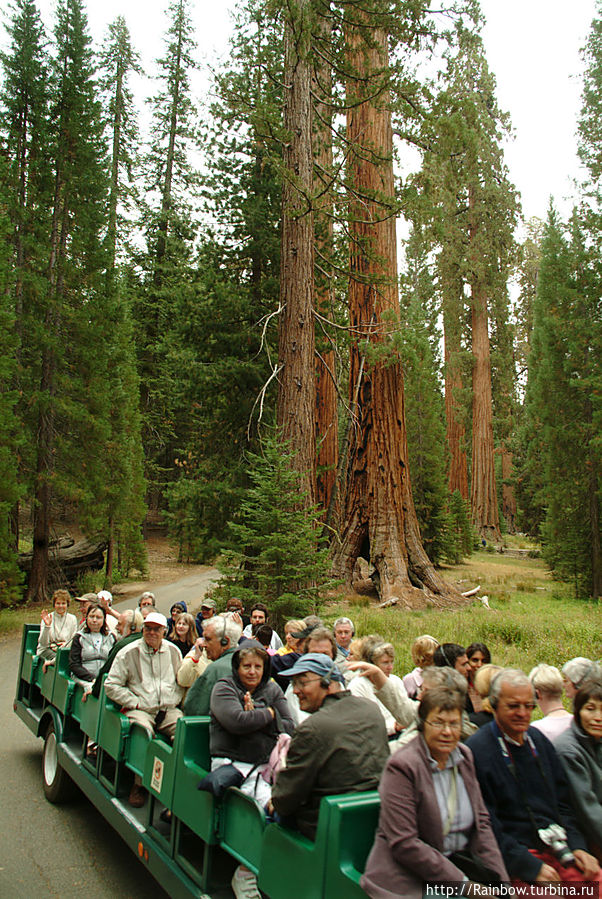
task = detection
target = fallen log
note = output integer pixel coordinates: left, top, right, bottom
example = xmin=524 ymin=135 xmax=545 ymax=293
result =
xmin=18 ymin=538 xmax=107 ymax=590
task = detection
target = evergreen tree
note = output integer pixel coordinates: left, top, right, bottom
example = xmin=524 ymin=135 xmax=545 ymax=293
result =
xmin=136 ymin=0 xmax=200 ymax=508
xmin=523 ymin=207 xmax=602 ymax=598
xmin=217 ymin=431 xmax=336 ymax=629
xmin=398 ymin=226 xmax=453 ymax=565
xmin=28 ymin=0 xmax=108 ymax=600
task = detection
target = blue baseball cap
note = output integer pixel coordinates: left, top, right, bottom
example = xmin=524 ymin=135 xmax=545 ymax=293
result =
xmin=279 ymin=652 xmax=345 ymax=684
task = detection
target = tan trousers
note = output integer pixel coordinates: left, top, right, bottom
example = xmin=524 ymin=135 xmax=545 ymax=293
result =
xmin=125 ymin=707 xmax=183 ymax=742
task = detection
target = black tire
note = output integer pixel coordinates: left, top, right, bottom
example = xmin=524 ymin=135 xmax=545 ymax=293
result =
xmin=42 ymin=721 xmax=74 ymax=803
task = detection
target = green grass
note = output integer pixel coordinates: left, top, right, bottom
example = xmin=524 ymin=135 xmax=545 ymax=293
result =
xmin=322 ymin=549 xmax=602 ymax=678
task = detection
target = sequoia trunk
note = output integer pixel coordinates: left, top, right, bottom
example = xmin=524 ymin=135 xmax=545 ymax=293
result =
xmin=470 ymin=280 xmax=501 ymax=542
xmin=314 ymin=8 xmax=338 ymax=514
xmin=331 ymin=20 xmax=461 ymax=608
xmin=276 ymin=0 xmax=316 ymax=504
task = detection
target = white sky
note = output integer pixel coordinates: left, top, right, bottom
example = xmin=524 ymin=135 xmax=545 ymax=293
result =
xmin=13 ymin=0 xmax=602 ymax=224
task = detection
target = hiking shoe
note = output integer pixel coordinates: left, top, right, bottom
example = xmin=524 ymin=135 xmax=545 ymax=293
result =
xmin=231 ymin=865 xmax=261 ymax=899
xmin=128 ymin=783 xmax=147 ymax=808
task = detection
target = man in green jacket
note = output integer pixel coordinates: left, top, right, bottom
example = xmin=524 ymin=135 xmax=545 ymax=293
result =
xmin=183 ymin=615 xmax=243 ymax=715
xmin=270 ymin=653 xmax=389 ymax=839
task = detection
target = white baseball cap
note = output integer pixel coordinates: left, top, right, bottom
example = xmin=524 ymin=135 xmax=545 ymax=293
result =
xmin=144 ymin=612 xmax=167 ymax=628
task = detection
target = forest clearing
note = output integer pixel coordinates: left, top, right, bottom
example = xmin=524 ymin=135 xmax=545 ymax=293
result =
xmin=0 ymin=0 xmax=601 ymax=615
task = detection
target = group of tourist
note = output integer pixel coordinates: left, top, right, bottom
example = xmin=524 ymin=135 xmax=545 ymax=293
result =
xmin=37 ymin=589 xmax=602 ymax=898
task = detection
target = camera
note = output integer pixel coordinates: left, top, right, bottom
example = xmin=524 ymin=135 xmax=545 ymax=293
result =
xmin=538 ymin=824 xmax=575 ymax=867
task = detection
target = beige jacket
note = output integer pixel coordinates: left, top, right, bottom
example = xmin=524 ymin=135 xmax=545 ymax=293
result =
xmin=105 ymin=638 xmax=183 ymax=713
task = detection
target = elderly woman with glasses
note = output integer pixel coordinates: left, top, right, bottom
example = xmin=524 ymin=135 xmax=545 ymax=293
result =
xmin=361 ymin=687 xmax=507 ymax=898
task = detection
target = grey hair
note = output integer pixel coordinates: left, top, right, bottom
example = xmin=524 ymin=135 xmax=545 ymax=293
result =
xmin=369 ymin=642 xmax=395 ymax=663
xmin=138 ymin=591 xmax=156 ymax=607
xmin=528 ymin=664 xmax=563 ymax=698
xmin=204 ymin=614 xmax=242 ymax=645
xmin=334 ymin=617 xmax=354 ymax=632
xmin=562 ymin=657 xmax=596 ymax=689
xmin=422 ymin=666 xmax=467 ymax=695
xmin=490 ymin=668 xmax=534 ymax=709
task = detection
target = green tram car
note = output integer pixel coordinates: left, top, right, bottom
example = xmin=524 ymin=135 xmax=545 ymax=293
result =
xmin=14 ymin=624 xmax=379 ymax=898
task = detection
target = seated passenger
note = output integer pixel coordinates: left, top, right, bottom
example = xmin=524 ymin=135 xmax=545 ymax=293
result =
xmin=138 ymin=591 xmax=156 ymax=618
xmin=210 ymin=640 xmax=294 ymax=899
xmin=350 ymin=640 xmax=414 ymax=737
xmin=270 ymin=653 xmax=389 ymax=839
xmin=529 ymin=663 xmax=572 ymax=740
xmin=469 ymin=664 xmax=502 ymax=728
xmin=168 ymin=611 xmax=197 ymax=656
xmin=275 ymin=619 xmax=305 ymax=655
xmin=562 ymin=657 xmax=600 ymax=699
xmin=166 ymin=601 xmax=187 ymax=634
xmin=554 ymin=677 xmax=602 ymax=862
xmin=241 ymin=603 xmax=283 ymax=651
xmin=466 ymin=642 xmax=491 ymax=713
xmin=333 ymin=616 xmax=354 ymax=663
xmin=182 ymin=615 xmax=243 ymax=715
xmin=253 ymin=623 xmax=276 ymax=655
xmin=96 ymin=589 xmax=120 ymax=634
xmin=37 ymin=589 xmax=78 ymax=670
xmin=434 ymin=643 xmax=473 ymax=713
xmin=194 ymin=597 xmax=217 ymax=637
xmin=104 ymin=611 xmax=184 ymax=807
xmin=361 ymin=687 xmax=508 ymax=898
xmin=279 ymin=627 xmax=338 ymax=722
xmin=403 ymin=634 xmax=439 ymax=700
xmin=90 ymin=608 xmax=144 ymax=699
xmin=69 ymin=603 xmax=116 ymax=692
xmin=467 ymin=668 xmax=601 ymax=886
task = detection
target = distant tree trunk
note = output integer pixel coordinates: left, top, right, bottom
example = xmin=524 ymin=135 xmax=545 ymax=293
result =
xmin=313 ymin=7 xmax=337 ymax=515
xmin=470 ymin=278 xmax=501 ymax=542
xmin=28 ymin=167 xmax=66 ymax=602
xmin=501 ymin=443 xmax=517 ymax=534
xmin=331 ymin=19 xmax=461 ymax=608
xmin=105 ymin=515 xmax=115 ymax=585
xmin=276 ymin=0 xmax=316 ymax=505
xmin=589 ymin=461 xmax=602 ymax=601
xmin=442 ymin=278 xmax=469 ymax=500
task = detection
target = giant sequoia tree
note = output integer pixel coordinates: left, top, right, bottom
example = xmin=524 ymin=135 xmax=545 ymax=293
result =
xmin=330 ymin=4 xmax=461 ymax=607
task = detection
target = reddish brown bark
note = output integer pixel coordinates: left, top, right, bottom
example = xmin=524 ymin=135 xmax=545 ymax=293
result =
xmin=470 ymin=281 xmax=501 ymax=542
xmin=331 ymin=21 xmax=461 ymax=608
xmin=276 ymin=0 xmax=316 ymax=504
xmin=443 ymin=292 xmax=469 ymax=500
xmin=314 ymin=9 xmax=338 ymax=515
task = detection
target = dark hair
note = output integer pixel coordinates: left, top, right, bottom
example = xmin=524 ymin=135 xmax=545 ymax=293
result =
xmin=84 ymin=603 xmax=108 ymax=636
xmin=250 ymin=603 xmax=269 ymax=619
xmin=574 ymin=678 xmax=602 ymax=728
xmin=417 ymin=687 xmax=465 ymax=731
xmin=434 ymin=643 xmax=466 ymax=669
xmin=254 ymin=624 xmax=273 ymax=648
xmin=466 ymin=643 xmax=491 ymax=665
xmin=305 ymin=626 xmax=337 ymax=660
xmin=226 ymin=597 xmax=244 ymax=612
xmin=170 ymin=602 xmax=185 ymax=615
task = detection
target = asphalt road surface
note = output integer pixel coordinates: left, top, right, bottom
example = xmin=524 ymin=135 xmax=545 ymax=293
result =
xmin=115 ymin=568 xmax=220 ymax=618
xmin=0 ymin=571 xmax=219 ymax=899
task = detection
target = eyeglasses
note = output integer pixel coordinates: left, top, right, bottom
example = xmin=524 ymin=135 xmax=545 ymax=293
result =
xmin=424 ymin=718 xmax=462 ymax=732
xmin=291 ymin=675 xmax=322 ymax=688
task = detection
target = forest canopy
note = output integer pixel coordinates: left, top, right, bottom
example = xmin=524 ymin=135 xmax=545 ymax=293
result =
xmin=0 ymin=0 xmax=600 ymax=606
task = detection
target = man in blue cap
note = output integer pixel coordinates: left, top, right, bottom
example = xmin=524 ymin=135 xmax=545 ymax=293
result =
xmin=269 ymin=653 xmax=389 ymax=839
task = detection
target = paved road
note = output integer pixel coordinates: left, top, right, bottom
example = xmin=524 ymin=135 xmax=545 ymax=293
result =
xmin=0 ymin=633 xmax=169 ymax=899
xmin=0 ymin=570 xmax=219 ymax=898
xmin=115 ymin=568 xmax=221 ymax=618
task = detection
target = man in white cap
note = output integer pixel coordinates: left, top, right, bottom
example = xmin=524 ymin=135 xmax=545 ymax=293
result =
xmin=269 ymin=653 xmax=389 ymax=839
xmin=96 ymin=589 xmax=120 ymax=633
xmin=105 ymin=611 xmax=184 ymax=806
